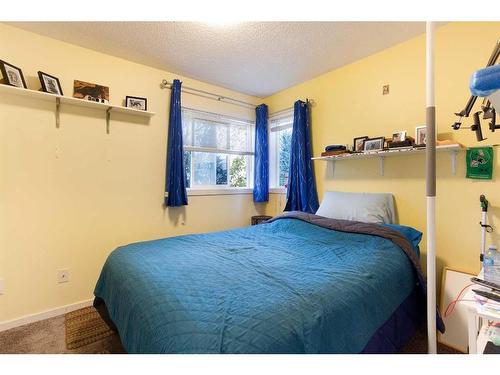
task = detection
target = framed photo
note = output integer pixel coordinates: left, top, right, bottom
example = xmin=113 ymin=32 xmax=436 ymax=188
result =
xmin=392 ymin=130 xmax=406 ymax=143
xmin=73 ymin=80 xmax=109 ymax=103
xmin=38 ymin=71 xmax=63 ymax=95
xmin=125 ymin=96 xmax=147 ymax=111
xmin=415 ymin=126 xmax=427 ymax=146
xmin=353 ymin=136 xmax=368 ymax=152
xmin=0 ymin=60 xmax=27 ymax=88
xmin=363 ymin=137 xmax=385 ymax=152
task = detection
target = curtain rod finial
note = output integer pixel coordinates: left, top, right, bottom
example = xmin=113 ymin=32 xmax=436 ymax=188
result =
xmin=160 ymin=79 xmax=169 ymax=89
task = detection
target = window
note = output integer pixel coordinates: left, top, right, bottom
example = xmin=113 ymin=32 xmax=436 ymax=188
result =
xmin=269 ymin=111 xmax=293 ymax=189
xmin=182 ymin=108 xmax=254 ymax=190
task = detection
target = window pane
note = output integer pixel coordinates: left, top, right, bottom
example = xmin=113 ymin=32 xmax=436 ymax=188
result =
xmin=182 ymin=111 xmax=193 ymax=147
xmin=278 ymin=128 xmax=292 ymax=187
xmin=270 ymin=116 xmax=293 ymax=130
xmin=229 ymin=155 xmax=247 ymax=187
xmin=181 ymin=108 xmax=254 ymax=189
xmin=216 ymin=154 xmax=228 ymax=185
xmin=193 ymin=119 xmax=228 ymax=149
xmin=192 ymin=152 xmax=216 ymax=186
xmin=183 ymin=151 xmax=191 ymax=188
xmin=229 ymin=124 xmax=248 ymax=152
xmin=188 ymin=152 xmax=228 ymax=187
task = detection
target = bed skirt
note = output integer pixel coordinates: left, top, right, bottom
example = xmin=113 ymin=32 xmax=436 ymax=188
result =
xmin=94 ymin=287 xmax=423 ymax=354
xmin=361 ymin=287 xmax=423 ymax=353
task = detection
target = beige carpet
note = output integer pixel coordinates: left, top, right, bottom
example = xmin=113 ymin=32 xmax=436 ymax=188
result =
xmin=0 ymin=307 xmax=125 ymax=354
xmin=0 ymin=307 xmax=460 ymax=354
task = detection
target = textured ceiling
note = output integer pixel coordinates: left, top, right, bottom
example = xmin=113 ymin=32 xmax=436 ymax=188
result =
xmin=10 ymin=22 xmax=430 ymax=97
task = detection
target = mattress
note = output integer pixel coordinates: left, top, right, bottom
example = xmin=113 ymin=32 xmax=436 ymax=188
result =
xmin=94 ymin=212 xmax=425 ymax=353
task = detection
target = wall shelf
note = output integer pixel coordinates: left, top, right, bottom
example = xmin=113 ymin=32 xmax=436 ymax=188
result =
xmin=0 ymin=84 xmax=155 ymax=133
xmin=312 ymin=144 xmax=464 ymax=176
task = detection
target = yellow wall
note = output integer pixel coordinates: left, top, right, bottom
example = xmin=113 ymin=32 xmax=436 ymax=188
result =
xmin=2 ymin=21 xmax=500 ymax=324
xmin=265 ymin=22 xmax=500 ymax=290
xmin=0 ymin=23 xmax=278 ymax=322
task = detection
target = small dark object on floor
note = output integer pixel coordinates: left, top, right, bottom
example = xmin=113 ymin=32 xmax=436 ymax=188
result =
xmin=251 ymin=215 xmax=272 ymax=225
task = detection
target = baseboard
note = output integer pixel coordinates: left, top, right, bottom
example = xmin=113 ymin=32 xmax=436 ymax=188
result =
xmin=0 ymin=298 xmax=94 ymax=332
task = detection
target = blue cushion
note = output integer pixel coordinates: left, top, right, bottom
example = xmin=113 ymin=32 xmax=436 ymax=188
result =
xmin=470 ymin=64 xmax=500 ymax=97
xmin=383 ymin=224 xmax=422 ymax=258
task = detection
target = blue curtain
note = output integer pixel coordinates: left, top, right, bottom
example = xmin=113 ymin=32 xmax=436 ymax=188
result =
xmin=284 ymin=100 xmax=319 ymax=213
xmin=253 ymin=104 xmax=269 ymax=202
xmin=164 ymin=79 xmax=188 ymax=207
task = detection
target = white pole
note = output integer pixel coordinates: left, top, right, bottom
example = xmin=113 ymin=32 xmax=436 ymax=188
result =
xmin=426 ymin=21 xmax=437 ymax=355
xmin=481 ymin=211 xmax=487 ymax=258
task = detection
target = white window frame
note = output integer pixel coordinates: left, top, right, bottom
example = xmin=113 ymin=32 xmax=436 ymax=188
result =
xmin=269 ymin=110 xmax=293 ymax=192
xmin=182 ymin=107 xmax=255 ymax=194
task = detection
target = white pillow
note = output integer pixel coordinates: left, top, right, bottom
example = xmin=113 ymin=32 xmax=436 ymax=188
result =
xmin=315 ymin=191 xmax=396 ymax=224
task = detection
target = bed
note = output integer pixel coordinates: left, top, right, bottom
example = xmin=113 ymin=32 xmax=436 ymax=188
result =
xmin=93 ymin=209 xmax=435 ymax=354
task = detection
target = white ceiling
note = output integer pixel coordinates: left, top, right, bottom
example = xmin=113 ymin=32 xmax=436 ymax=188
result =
xmin=10 ymin=22 xmax=430 ymax=97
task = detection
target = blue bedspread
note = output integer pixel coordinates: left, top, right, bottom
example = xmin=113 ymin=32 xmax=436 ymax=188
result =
xmin=94 ymin=216 xmax=417 ymax=353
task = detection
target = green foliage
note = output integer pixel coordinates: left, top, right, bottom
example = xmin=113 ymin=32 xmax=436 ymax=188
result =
xmin=230 ymin=156 xmax=247 ymax=187
xmin=183 ymin=151 xmax=191 ymax=188
xmin=216 ymin=155 xmax=227 ymax=185
xmin=279 ymin=130 xmax=292 ymax=186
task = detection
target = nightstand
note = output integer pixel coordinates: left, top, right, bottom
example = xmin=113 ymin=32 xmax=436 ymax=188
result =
xmin=463 ymin=270 xmax=500 ymax=354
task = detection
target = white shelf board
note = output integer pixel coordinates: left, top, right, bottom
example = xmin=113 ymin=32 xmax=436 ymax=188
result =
xmin=312 ymin=144 xmax=463 ymax=161
xmin=0 ymin=83 xmax=155 ymax=117
xmin=312 ymin=144 xmax=463 ymax=176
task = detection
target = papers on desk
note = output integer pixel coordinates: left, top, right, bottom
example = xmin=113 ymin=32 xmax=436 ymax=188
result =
xmin=475 ymin=294 xmax=500 ymax=315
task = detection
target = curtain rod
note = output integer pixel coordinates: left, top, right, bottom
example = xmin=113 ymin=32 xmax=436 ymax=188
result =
xmin=160 ymin=80 xmax=256 ymax=109
xmin=270 ymin=107 xmax=293 ymax=117
xmin=269 ymin=99 xmax=315 ymax=117
xmin=182 ymin=106 xmax=254 ymax=125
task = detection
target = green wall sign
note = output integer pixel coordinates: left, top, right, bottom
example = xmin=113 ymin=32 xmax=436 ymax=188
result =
xmin=466 ymin=147 xmax=493 ymax=180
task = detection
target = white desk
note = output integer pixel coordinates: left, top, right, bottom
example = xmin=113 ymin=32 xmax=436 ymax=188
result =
xmin=463 ymin=271 xmax=500 ymax=354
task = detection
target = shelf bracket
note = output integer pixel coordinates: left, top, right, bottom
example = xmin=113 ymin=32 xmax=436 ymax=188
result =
xmin=330 ymin=160 xmax=336 ymax=177
xmin=106 ymin=107 xmax=111 ymax=134
xmin=450 ymin=150 xmax=458 ymax=175
xmin=379 ymin=156 xmax=385 ymax=176
xmin=55 ymin=97 xmax=60 ymax=128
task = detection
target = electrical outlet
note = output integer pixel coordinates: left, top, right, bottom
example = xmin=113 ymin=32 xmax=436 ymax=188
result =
xmin=0 ymin=279 xmax=4 ymax=294
xmin=57 ymin=269 xmax=69 ymax=283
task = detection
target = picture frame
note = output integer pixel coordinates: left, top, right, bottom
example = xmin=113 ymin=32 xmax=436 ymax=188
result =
xmin=0 ymin=60 xmax=27 ymax=88
xmin=392 ymin=130 xmax=406 ymax=143
xmin=125 ymin=96 xmax=148 ymax=111
xmin=362 ymin=137 xmax=385 ymax=152
xmin=353 ymin=136 xmax=368 ymax=152
xmin=415 ymin=126 xmax=427 ymax=146
xmin=73 ymin=80 xmax=109 ymax=103
xmin=38 ymin=71 xmax=63 ymax=95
